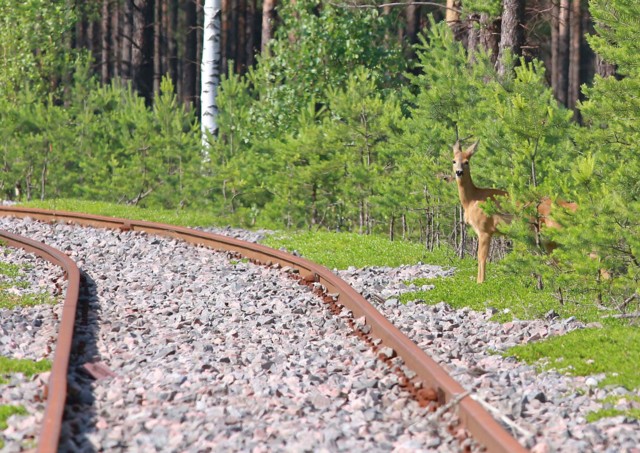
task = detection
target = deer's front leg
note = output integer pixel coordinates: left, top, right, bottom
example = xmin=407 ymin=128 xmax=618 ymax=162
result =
xmin=477 ymin=233 xmax=492 ymax=283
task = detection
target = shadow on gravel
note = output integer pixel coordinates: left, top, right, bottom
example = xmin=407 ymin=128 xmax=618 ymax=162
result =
xmin=58 ymin=271 xmax=100 ymax=452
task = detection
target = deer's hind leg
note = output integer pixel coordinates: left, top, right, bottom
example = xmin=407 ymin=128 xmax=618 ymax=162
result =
xmin=477 ymin=233 xmax=492 ymax=283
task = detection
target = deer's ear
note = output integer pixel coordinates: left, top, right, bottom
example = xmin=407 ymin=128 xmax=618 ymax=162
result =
xmin=466 ymin=140 xmax=479 ymax=156
xmin=453 ymin=141 xmax=461 ymax=153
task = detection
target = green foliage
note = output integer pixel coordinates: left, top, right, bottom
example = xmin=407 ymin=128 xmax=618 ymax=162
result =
xmin=586 ymin=395 xmax=640 ymax=422
xmin=540 ymin=0 xmax=640 ymax=308
xmin=0 ymin=357 xmax=51 ymax=384
xmin=0 ymin=258 xmax=53 ymax=309
xmin=504 ymin=325 xmax=640 ymax=389
xmin=248 ymin=0 xmax=406 ymax=138
xmin=0 ymin=69 xmax=204 ymax=209
xmin=0 ymin=405 xmax=27 ymax=430
xmin=461 ymin=0 xmax=503 ymax=16
xmin=0 ymin=0 xmax=79 ymax=99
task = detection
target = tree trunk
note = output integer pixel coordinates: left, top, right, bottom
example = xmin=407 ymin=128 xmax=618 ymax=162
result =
xmin=121 ymin=0 xmax=133 ymax=82
xmin=132 ymin=0 xmax=148 ymax=96
xmin=168 ymin=0 xmax=178 ymax=83
xmin=154 ymin=0 xmax=162 ymax=93
xmin=237 ymin=0 xmax=247 ymax=72
xmin=201 ymin=0 xmax=222 ymax=145
xmin=195 ymin=0 xmax=203 ymax=118
xmin=478 ymin=13 xmax=499 ymax=63
xmin=567 ymin=0 xmax=581 ymax=112
xmin=445 ymin=0 xmax=460 ymax=25
xmin=496 ymin=0 xmax=525 ymax=77
xmin=405 ymin=2 xmax=419 ymax=46
xmin=551 ymin=0 xmax=559 ymax=97
xmin=101 ymin=0 xmax=110 ymax=83
xmin=111 ymin=0 xmax=121 ymax=78
xmin=220 ymin=0 xmax=232 ymax=74
xmin=261 ymin=0 xmax=276 ymax=53
xmin=557 ymin=0 xmax=570 ymax=105
xmin=182 ymin=0 xmax=198 ymax=105
xmin=245 ymin=0 xmax=257 ymax=68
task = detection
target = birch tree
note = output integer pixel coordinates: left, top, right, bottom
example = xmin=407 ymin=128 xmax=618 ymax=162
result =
xmin=201 ymin=0 xmax=222 ymax=147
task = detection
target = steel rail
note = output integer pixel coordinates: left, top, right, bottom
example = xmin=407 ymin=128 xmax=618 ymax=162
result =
xmin=0 ymin=206 xmax=527 ymax=453
xmin=0 ymin=227 xmax=81 ymax=453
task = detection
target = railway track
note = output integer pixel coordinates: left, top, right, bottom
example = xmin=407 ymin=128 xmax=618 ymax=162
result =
xmin=0 ymin=206 xmax=525 ymax=452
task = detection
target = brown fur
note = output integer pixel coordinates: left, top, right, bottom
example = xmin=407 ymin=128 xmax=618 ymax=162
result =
xmin=452 ymin=141 xmax=582 ymax=283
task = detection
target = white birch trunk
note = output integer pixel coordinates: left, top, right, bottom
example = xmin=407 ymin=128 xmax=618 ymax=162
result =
xmin=201 ymin=0 xmax=222 ymax=148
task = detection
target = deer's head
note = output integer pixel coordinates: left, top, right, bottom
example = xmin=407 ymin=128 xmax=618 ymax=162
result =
xmin=452 ymin=140 xmax=479 ymax=179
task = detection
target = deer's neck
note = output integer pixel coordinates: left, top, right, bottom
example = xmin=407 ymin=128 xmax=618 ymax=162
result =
xmin=456 ymin=173 xmax=478 ymax=209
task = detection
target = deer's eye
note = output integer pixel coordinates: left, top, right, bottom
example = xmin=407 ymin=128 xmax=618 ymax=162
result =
xmin=452 ymin=160 xmax=456 ymax=164
xmin=463 ymin=161 xmax=469 ymax=166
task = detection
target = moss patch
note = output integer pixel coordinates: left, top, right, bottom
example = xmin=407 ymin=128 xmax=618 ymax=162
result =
xmin=504 ymin=326 xmax=640 ymax=390
xmin=0 ymin=357 xmax=51 ymax=384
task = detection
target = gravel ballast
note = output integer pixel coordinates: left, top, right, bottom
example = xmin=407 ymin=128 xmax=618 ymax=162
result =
xmin=0 ymin=218 xmax=467 ymax=452
xmin=0 ymin=216 xmax=638 ymax=452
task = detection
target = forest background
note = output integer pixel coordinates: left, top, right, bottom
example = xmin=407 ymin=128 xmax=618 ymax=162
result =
xmin=0 ymin=0 xmax=638 ymax=313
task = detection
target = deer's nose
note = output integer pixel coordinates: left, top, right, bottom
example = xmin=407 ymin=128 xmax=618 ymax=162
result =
xmin=456 ymin=170 xmax=464 ymax=177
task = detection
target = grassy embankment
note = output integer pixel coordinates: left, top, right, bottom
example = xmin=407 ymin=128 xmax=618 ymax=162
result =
xmin=15 ymin=199 xmax=640 ymax=421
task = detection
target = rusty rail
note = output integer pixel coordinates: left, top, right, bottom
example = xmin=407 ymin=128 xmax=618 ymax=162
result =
xmin=0 ymin=228 xmax=81 ymax=453
xmin=0 ymin=206 xmax=527 ymax=453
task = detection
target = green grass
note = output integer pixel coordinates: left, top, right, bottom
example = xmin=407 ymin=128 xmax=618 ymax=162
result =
xmin=262 ymin=231 xmax=441 ymax=269
xmin=397 ymin=259 xmax=606 ymax=323
xmin=0 ymin=357 xmax=52 ymax=384
xmin=0 ymin=405 xmax=27 ymax=430
xmin=20 ymin=199 xmax=225 ymax=228
xmin=504 ymin=326 xmax=640 ymax=390
xmin=586 ymin=395 xmax=640 ymax=422
xmin=0 ymin=259 xmax=54 ymax=309
xmin=0 ymin=404 xmax=28 ymax=448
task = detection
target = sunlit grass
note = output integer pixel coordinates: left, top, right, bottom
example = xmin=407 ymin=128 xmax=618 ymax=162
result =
xmin=0 ymin=357 xmax=52 ymax=384
xmin=20 ymin=199 xmax=224 ymax=228
xmin=262 ymin=230 xmax=441 ymax=269
xmin=504 ymin=326 xmax=640 ymax=390
xmin=0 ymin=259 xmax=53 ymax=309
xmin=586 ymin=395 xmax=640 ymax=422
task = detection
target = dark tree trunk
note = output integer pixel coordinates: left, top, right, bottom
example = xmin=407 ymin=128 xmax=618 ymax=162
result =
xmin=479 ymin=13 xmax=499 ymax=63
xmin=567 ymin=0 xmax=582 ymax=112
xmin=237 ymin=0 xmax=247 ymax=72
xmin=182 ymin=0 xmax=198 ymax=105
xmin=121 ymin=0 xmax=133 ymax=82
xmin=134 ymin=0 xmax=154 ymax=101
xmin=101 ymin=0 xmax=110 ymax=82
xmin=261 ymin=0 xmax=276 ymax=53
xmin=405 ymin=2 xmax=420 ymax=45
xmin=557 ymin=0 xmax=570 ymax=105
xmin=154 ymin=0 xmax=162 ymax=94
xmin=168 ymin=0 xmax=178 ymax=83
xmin=551 ymin=0 xmax=559 ymax=96
xmin=195 ymin=0 xmax=203 ymax=118
xmin=111 ymin=0 xmax=121 ymax=78
xmin=496 ymin=0 xmax=525 ymax=76
xmin=221 ymin=0 xmax=230 ymax=73
xmin=245 ymin=0 xmax=257 ymax=68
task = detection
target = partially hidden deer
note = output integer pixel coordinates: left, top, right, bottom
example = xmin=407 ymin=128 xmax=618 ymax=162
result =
xmin=452 ymin=140 xmax=578 ymax=283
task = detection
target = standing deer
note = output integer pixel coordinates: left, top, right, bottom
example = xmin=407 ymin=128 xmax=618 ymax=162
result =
xmin=452 ymin=140 xmax=509 ymax=283
xmin=452 ymin=140 xmax=582 ymax=283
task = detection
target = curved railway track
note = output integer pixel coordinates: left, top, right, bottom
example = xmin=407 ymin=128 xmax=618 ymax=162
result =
xmin=0 ymin=206 xmax=525 ymax=452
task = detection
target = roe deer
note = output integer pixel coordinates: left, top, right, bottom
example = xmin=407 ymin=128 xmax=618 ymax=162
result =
xmin=452 ymin=140 xmax=579 ymax=283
